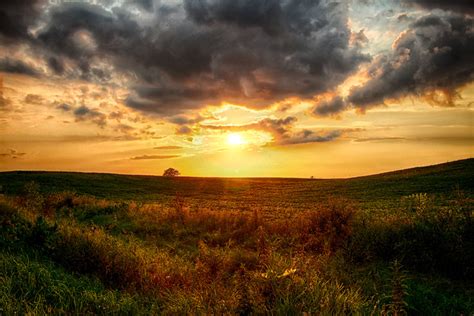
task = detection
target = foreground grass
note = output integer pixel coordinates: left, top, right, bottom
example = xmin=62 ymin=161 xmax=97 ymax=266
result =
xmin=1 ymin=178 xmax=473 ymax=315
xmin=0 ymin=251 xmax=161 ymax=315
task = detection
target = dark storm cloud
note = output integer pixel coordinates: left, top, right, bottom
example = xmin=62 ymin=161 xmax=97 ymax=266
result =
xmin=128 ymin=0 xmax=154 ymax=11
xmin=37 ymin=4 xmax=137 ymax=59
xmin=402 ymin=0 xmax=474 ymax=14
xmin=0 ymin=0 xmax=44 ymax=41
xmin=348 ymin=12 xmax=474 ymax=109
xmin=125 ymin=85 xmax=219 ymax=115
xmin=32 ymin=4 xmax=140 ymax=84
xmin=3 ymin=0 xmax=473 ymax=121
xmin=0 ymin=58 xmax=41 ymax=77
xmin=32 ymin=0 xmax=369 ymax=116
xmin=184 ymin=0 xmax=284 ymax=36
xmin=48 ymin=56 xmax=65 ymax=75
xmin=312 ymin=96 xmax=347 ymax=117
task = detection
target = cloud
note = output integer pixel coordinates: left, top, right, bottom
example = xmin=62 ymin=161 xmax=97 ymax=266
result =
xmin=73 ymin=105 xmax=107 ymax=127
xmin=402 ymin=0 xmax=474 ymax=14
xmin=129 ymin=0 xmax=154 ymax=11
xmin=130 ymin=154 xmax=180 ymax=160
xmin=350 ymin=29 xmax=369 ymax=47
xmin=202 ymin=116 xmax=343 ymax=145
xmin=312 ymin=96 xmax=347 ymax=117
xmin=108 ymin=111 xmax=124 ymax=121
xmin=353 ymin=137 xmax=406 ymax=142
xmin=154 ymin=146 xmax=183 ymax=150
xmin=24 ymin=94 xmax=45 ymax=105
xmin=114 ymin=123 xmax=134 ymax=134
xmin=0 ymin=1 xmax=44 ymax=41
xmin=0 ymin=58 xmax=41 ymax=77
xmin=4 ymin=0 xmax=471 ymax=125
xmin=9 ymin=134 xmax=141 ymax=143
xmin=30 ymin=1 xmax=369 ymax=116
xmin=125 ymin=86 xmax=218 ymax=116
xmin=56 ymin=103 xmax=72 ymax=111
xmin=348 ymin=12 xmax=474 ymax=110
xmin=47 ymin=56 xmax=65 ymax=75
xmin=176 ymin=125 xmax=193 ymax=135
xmin=168 ymin=114 xmax=207 ymax=125
xmin=203 ymin=116 xmax=297 ymax=142
xmin=184 ymin=0 xmax=284 ymax=36
xmin=397 ymin=14 xmax=413 ymax=23
xmin=277 ymin=129 xmax=342 ymax=145
xmin=0 ymin=149 xmax=26 ymax=159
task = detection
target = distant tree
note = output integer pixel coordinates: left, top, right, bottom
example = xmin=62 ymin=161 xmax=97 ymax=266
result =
xmin=163 ymin=168 xmax=180 ymax=177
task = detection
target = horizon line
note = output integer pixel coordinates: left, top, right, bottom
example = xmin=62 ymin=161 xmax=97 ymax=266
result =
xmin=0 ymin=158 xmax=472 ymax=181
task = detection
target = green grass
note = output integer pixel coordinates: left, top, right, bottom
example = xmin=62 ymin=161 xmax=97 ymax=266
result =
xmin=0 ymin=159 xmax=473 ymax=314
xmin=1 ymin=158 xmax=472 ymax=205
xmin=0 ymin=250 xmax=161 ymax=315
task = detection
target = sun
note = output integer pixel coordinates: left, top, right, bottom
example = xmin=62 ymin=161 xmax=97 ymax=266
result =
xmin=227 ymin=133 xmax=245 ymax=146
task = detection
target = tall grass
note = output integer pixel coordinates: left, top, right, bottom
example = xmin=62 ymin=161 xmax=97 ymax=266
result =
xmin=1 ymin=183 xmax=473 ymax=314
xmin=0 ymin=251 xmax=160 ymax=315
xmin=348 ymin=192 xmax=474 ymax=279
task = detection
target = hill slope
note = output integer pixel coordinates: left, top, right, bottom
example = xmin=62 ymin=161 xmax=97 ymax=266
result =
xmin=1 ymin=159 xmax=473 ymax=314
xmin=0 ymin=159 xmax=472 ymax=206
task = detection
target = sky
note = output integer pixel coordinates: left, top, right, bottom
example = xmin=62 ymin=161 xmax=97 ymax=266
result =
xmin=0 ymin=0 xmax=473 ymax=178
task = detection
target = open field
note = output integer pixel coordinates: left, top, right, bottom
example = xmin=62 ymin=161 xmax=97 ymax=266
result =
xmin=1 ymin=159 xmax=473 ymax=314
xmin=1 ymin=158 xmax=473 ymax=212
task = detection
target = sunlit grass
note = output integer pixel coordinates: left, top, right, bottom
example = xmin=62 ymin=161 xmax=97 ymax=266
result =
xmin=0 ymin=167 xmax=473 ymax=314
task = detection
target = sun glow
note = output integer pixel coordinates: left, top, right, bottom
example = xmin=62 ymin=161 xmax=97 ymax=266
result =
xmin=227 ymin=133 xmax=245 ymax=146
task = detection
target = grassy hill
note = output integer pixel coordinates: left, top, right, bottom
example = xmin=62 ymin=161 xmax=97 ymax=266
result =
xmin=1 ymin=159 xmax=473 ymax=314
xmin=0 ymin=158 xmax=472 ymax=205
